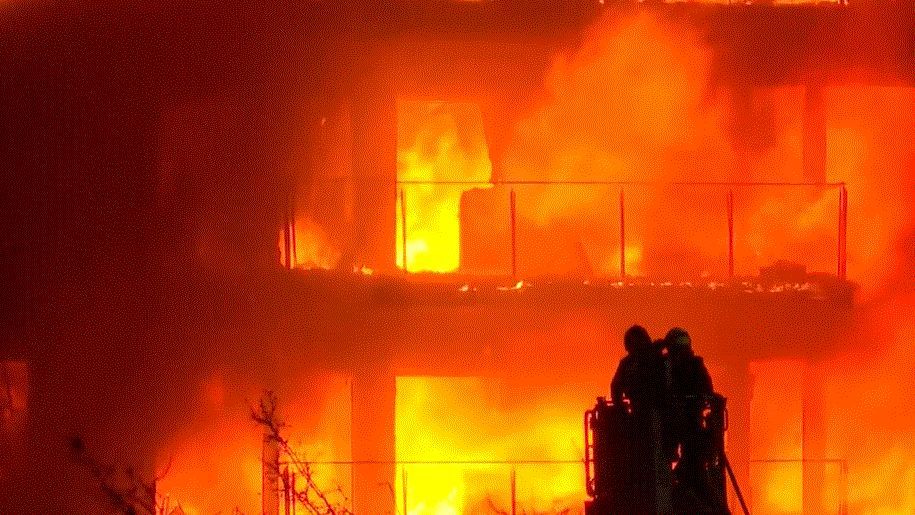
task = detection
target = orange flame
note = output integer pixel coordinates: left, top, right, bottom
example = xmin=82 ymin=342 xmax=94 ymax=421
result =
xmin=155 ymin=375 xmax=352 ymax=514
xmin=396 ymin=101 xmax=492 ymax=273
xmin=278 ymin=218 xmax=341 ymax=270
xmin=395 ymin=377 xmax=588 ymax=513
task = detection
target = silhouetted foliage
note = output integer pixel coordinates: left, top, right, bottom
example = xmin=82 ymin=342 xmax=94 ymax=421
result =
xmin=69 ymin=435 xmax=178 ymax=515
xmin=251 ymin=391 xmax=353 ymax=515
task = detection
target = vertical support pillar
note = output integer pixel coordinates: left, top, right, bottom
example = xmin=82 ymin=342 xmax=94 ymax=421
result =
xmin=283 ymin=199 xmax=292 ymax=269
xmin=352 ymin=370 xmax=396 ymax=514
xmin=289 ymin=193 xmax=297 ymax=269
xmin=803 ymin=362 xmax=828 ymax=515
xmin=803 ymin=84 xmax=827 ymax=184
xmin=351 ymin=53 xmax=397 ymax=273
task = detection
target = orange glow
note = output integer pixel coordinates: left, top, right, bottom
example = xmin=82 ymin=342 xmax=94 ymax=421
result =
xmin=396 ymin=101 xmax=492 ymax=273
xmin=0 ymin=360 xmax=28 ymax=485
xmin=278 ymin=217 xmax=341 ymax=270
xmin=388 ymin=12 xmax=911 ymax=514
xmin=271 ymin=9 xmax=913 ymax=515
xmin=825 ymin=87 xmax=915 ymax=291
xmin=502 ymin=13 xmax=746 ymax=279
xmin=500 ymin=13 xmax=910 ymax=284
xmin=395 ymin=377 xmax=589 ymax=513
xmin=155 ymin=376 xmax=352 ymax=514
xmin=749 ymin=361 xmax=804 ymax=513
xmin=346 ymin=17 xmax=913 ymax=282
xmin=821 ymin=291 xmax=915 ymax=514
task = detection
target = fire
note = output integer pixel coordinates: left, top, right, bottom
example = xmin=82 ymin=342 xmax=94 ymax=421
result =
xmin=500 ymin=13 xmax=751 ymax=279
xmin=395 ymin=377 xmax=589 ymax=513
xmin=821 ymin=291 xmax=915 ymax=514
xmin=278 ymin=217 xmax=341 ymax=270
xmin=155 ymin=375 xmax=352 ymax=514
xmin=824 ymin=87 xmax=915 ymax=290
xmin=749 ymin=361 xmax=805 ymax=513
xmin=256 ymin=8 xmax=915 ymax=515
xmin=442 ymin=13 xmax=909 ymax=284
xmin=385 ymin=10 xmax=913 ymax=514
xmin=396 ymin=101 xmax=492 ymax=273
xmin=382 ymin=16 xmax=912 ymax=282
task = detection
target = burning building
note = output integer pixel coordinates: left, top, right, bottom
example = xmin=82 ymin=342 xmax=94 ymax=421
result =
xmin=0 ymin=0 xmax=913 ymax=513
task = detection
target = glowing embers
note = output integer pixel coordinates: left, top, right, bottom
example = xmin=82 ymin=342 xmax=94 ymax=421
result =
xmin=396 ymin=101 xmax=493 ymax=273
xmin=395 ymin=377 xmax=592 ymax=513
xmin=655 ymin=0 xmax=844 ymax=4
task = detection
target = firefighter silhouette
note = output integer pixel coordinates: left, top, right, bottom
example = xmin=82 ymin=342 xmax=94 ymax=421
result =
xmin=589 ymin=327 xmax=733 ymax=514
xmin=664 ymin=327 xmax=715 ymax=509
xmin=610 ymin=325 xmax=664 ymax=410
xmin=609 ymin=325 xmax=673 ymax=511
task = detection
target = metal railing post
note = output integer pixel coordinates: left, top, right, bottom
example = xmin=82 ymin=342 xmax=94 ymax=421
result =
xmin=510 ymin=189 xmax=517 ymax=279
xmin=619 ymin=189 xmax=626 ymax=279
xmin=839 ymin=460 xmax=849 ymax=515
xmin=727 ymin=189 xmax=734 ymax=280
xmin=290 ymin=471 xmax=296 ymax=515
xmin=838 ymin=185 xmax=847 ymax=280
xmin=400 ymin=188 xmax=408 ymax=273
xmin=510 ymin=467 xmax=517 ymax=515
xmin=283 ymin=466 xmax=291 ymax=515
xmin=402 ymin=466 xmax=408 ymax=515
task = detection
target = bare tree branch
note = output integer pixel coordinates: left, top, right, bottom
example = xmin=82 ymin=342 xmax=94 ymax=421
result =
xmin=69 ymin=435 xmax=180 ymax=515
xmin=251 ymin=391 xmax=353 ymax=515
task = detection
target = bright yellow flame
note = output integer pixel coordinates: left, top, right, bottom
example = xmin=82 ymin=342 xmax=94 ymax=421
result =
xmin=396 ymin=102 xmax=492 ymax=273
xmin=155 ymin=376 xmax=352 ymax=513
xmin=396 ymin=377 xmax=586 ymax=512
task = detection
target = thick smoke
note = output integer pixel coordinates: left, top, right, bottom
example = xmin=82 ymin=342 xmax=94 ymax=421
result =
xmin=499 ymin=11 xmax=915 ymax=512
xmin=152 ymin=10 xmax=914 ymax=514
xmin=501 ymin=12 xmax=914 ymax=284
xmin=819 ymin=87 xmax=914 ymax=512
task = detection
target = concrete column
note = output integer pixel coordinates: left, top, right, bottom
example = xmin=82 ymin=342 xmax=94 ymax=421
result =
xmin=352 ymin=370 xmax=397 ymax=514
xmin=803 ymin=84 xmax=827 ymax=184
xmin=350 ymin=56 xmax=397 ymax=273
xmin=803 ymin=362 xmax=828 ymax=515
